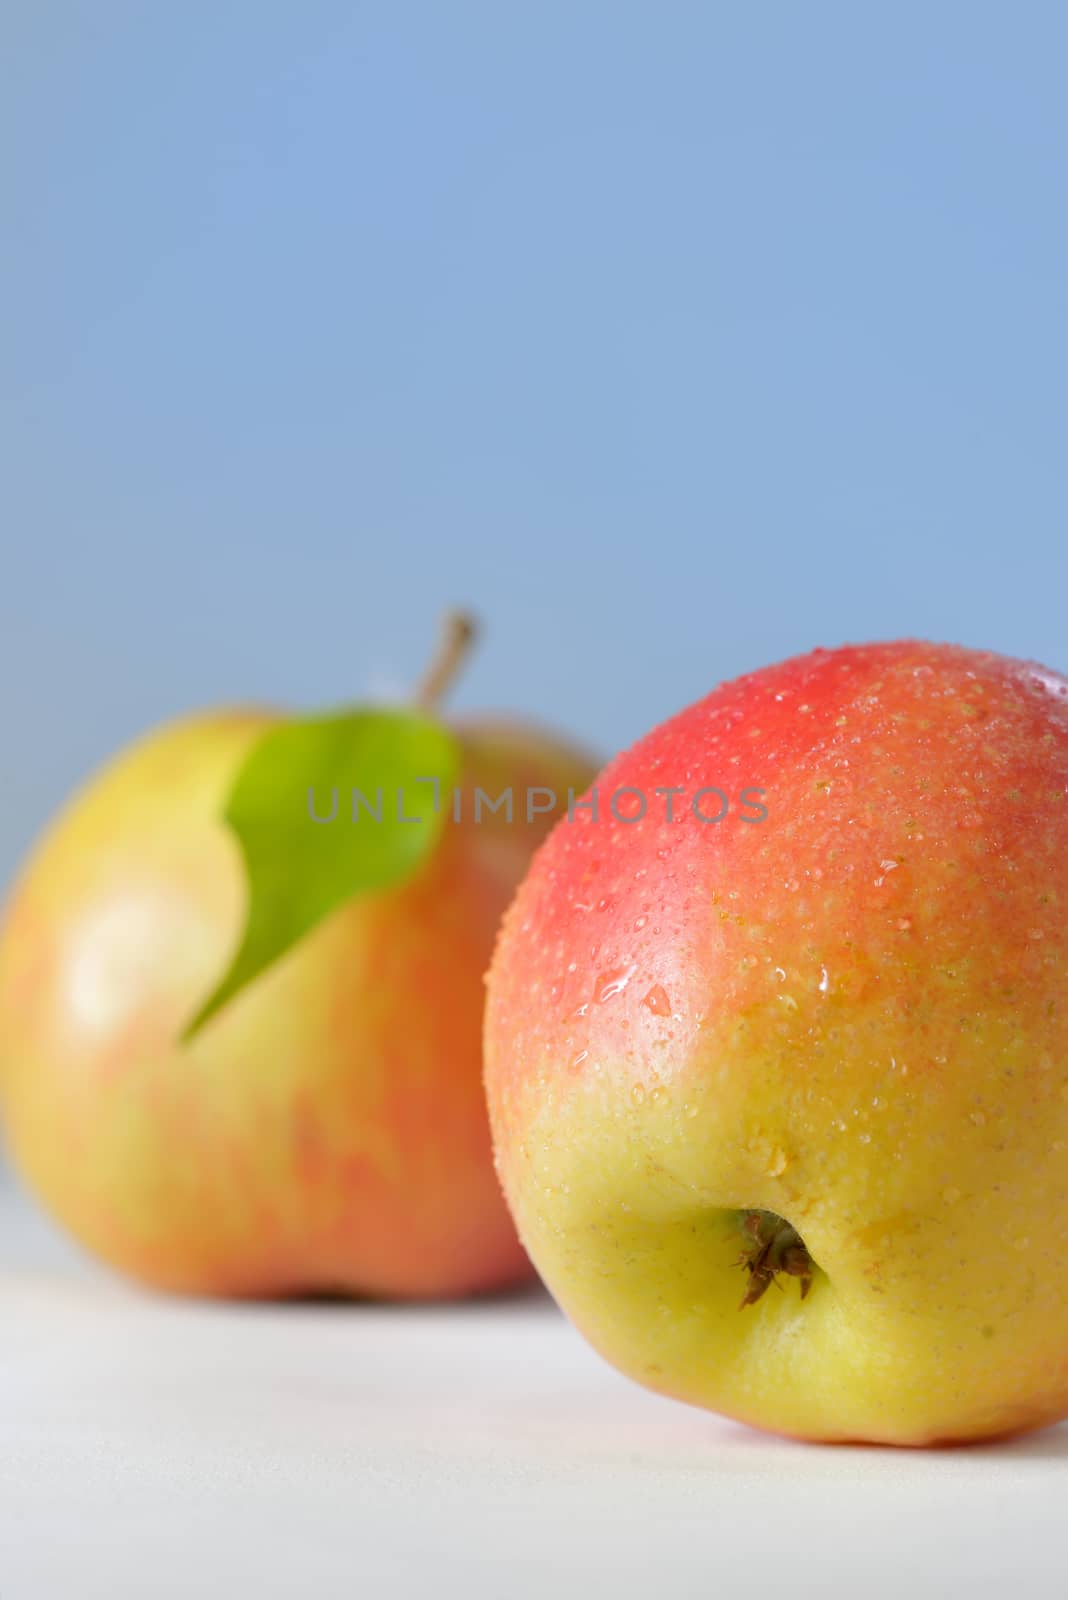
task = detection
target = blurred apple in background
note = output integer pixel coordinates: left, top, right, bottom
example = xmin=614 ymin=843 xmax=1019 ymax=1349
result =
xmin=0 ymin=613 xmax=595 ymax=1298
xmin=485 ymin=640 xmax=1068 ymax=1443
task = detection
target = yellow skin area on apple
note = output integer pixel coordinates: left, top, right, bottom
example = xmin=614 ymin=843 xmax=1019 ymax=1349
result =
xmin=0 ymin=708 xmax=593 ymax=1299
xmin=485 ymin=642 xmax=1068 ymax=1444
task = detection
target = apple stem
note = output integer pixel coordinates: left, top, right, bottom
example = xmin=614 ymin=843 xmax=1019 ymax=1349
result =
xmin=415 ymin=610 xmax=479 ymax=711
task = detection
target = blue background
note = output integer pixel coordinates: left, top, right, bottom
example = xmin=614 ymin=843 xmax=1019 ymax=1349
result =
xmin=4 ymin=2 xmax=1066 ymax=882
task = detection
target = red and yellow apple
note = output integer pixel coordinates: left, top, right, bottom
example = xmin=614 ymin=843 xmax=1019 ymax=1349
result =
xmin=0 ymin=625 xmax=594 ymax=1298
xmin=485 ymin=640 xmax=1068 ymax=1444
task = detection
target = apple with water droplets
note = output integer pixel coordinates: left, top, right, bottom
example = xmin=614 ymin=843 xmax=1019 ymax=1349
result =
xmin=485 ymin=640 xmax=1068 ymax=1444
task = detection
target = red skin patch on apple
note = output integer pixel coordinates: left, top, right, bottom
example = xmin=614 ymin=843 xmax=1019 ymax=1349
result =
xmin=491 ymin=641 xmax=1068 ymax=1123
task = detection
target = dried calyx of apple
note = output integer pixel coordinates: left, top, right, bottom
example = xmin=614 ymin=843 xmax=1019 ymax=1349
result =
xmin=734 ymin=1209 xmax=817 ymax=1309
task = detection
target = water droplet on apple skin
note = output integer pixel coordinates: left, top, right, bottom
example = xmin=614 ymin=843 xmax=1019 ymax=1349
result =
xmin=595 ymin=966 xmax=636 ymax=1003
xmin=642 ymin=984 xmax=672 ymax=1017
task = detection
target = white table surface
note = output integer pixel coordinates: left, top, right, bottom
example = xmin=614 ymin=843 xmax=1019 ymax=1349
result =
xmin=2 ymin=1182 xmax=1066 ymax=1599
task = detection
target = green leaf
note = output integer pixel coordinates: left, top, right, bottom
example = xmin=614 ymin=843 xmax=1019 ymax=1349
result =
xmin=183 ymin=707 xmax=460 ymax=1040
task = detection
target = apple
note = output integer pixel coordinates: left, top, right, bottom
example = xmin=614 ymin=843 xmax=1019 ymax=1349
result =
xmin=0 ymin=615 xmax=594 ymax=1298
xmin=485 ymin=640 xmax=1068 ymax=1444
